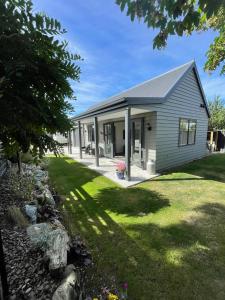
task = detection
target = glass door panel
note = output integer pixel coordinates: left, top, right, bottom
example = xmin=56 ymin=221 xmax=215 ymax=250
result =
xmin=103 ymin=123 xmax=114 ymax=158
xmin=131 ymin=118 xmax=144 ymax=167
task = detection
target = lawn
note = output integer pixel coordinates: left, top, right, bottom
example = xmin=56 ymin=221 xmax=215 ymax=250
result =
xmin=48 ymin=154 xmax=225 ymax=300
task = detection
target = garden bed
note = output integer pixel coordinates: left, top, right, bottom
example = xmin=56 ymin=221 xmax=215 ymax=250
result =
xmin=0 ymin=161 xmax=91 ymax=299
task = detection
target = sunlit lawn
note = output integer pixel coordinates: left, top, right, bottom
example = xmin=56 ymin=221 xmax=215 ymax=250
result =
xmin=48 ymin=154 xmax=225 ymax=300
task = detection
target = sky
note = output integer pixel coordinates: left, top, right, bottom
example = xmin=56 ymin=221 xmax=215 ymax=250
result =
xmin=33 ymin=0 xmax=224 ymax=116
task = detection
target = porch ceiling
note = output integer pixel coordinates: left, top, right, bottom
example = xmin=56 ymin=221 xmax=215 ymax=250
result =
xmin=79 ymin=107 xmax=154 ymax=124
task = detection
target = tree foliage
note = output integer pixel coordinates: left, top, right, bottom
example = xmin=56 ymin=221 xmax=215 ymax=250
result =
xmin=116 ymin=0 xmax=225 ymax=74
xmin=0 ymin=0 xmax=80 ymax=159
xmin=204 ymin=8 xmax=225 ymax=74
xmin=208 ymin=96 xmax=225 ymax=130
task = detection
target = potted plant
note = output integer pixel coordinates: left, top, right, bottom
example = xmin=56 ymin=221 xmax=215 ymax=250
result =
xmin=115 ymin=161 xmax=126 ymax=179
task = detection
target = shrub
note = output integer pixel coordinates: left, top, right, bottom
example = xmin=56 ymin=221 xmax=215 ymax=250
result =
xmin=7 ymin=206 xmax=29 ymax=227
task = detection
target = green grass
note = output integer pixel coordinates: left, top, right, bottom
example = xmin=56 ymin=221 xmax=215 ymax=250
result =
xmin=48 ymin=154 xmax=225 ymax=300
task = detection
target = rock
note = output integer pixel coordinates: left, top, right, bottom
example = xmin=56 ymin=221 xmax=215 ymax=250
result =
xmin=43 ymin=186 xmax=55 ymax=206
xmin=27 ymin=223 xmax=69 ymax=271
xmin=138 ymin=212 xmax=146 ymax=217
xmin=35 ymin=180 xmax=44 ymax=190
xmin=33 ymin=169 xmax=48 ymax=184
xmin=46 ymin=227 xmax=69 ymax=271
xmin=27 ymin=223 xmax=53 ymax=250
xmin=25 ymin=204 xmax=37 ymax=223
xmin=64 ymin=264 xmax=75 ymax=276
xmin=52 ymin=269 xmax=79 ymax=300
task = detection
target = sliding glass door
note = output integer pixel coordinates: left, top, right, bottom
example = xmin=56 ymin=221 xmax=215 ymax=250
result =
xmin=103 ymin=123 xmax=115 ymax=158
xmin=131 ymin=118 xmax=144 ymax=168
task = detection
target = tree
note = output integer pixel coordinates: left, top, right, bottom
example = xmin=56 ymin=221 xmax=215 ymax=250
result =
xmin=0 ymin=0 xmax=80 ymax=165
xmin=116 ymin=0 xmax=225 ymax=74
xmin=208 ymin=96 xmax=225 ymax=130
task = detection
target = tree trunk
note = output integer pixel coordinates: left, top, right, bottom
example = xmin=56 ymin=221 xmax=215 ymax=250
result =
xmin=17 ymin=151 xmax=21 ymax=174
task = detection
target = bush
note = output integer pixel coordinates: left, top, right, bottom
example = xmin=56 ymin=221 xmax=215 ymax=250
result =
xmin=21 ymin=151 xmax=34 ymax=163
xmin=7 ymin=206 xmax=29 ymax=227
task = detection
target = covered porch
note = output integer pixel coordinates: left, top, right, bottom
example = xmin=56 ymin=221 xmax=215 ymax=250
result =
xmin=68 ymin=106 xmax=158 ymax=186
xmin=64 ymin=147 xmax=157 ymax=187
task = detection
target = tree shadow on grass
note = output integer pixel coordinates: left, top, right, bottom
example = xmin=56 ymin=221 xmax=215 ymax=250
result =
xmin=62 ymin=183 xmax=225 ymax=299
xmin=48 ymin=156 xmax=101 ymax=194
xmin=49 ymin=156 xmax=225 ymax=299
xmin=93 ymin=186 xmax=170 ymax=216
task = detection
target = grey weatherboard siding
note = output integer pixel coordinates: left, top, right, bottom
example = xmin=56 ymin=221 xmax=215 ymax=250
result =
xmin=150 ymin=68 xmax=208 ymax=171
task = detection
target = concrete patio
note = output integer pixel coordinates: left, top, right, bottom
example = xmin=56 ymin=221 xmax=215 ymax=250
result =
xmin=64 ymin=147 xmax=158 ymax=187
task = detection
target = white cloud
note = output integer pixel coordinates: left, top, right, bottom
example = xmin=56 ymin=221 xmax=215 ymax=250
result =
xmin=70 ymin=77 xmax=111 ymax=114
xmin=72 ymin=77 xmax=109 ymax=97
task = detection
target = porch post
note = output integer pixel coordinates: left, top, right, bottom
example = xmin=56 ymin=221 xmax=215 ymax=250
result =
xmin=67 ymin=131 xmax=72 ymax=154
xmin=78 ymin=121 xmax=82 ymax=159
xmin=67 ymin=131 xmax=70 ymax=153
xmin=125 ymin=107 xmax=131 ymax=181
xmin=94 ymin=116 xmax=99 ymax=166
xmin=69 ymin=130 xmax=72 ymax=154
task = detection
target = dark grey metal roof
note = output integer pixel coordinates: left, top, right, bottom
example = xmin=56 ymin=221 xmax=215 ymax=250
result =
xmin=73 ymin=60 xmax=209 ymax=120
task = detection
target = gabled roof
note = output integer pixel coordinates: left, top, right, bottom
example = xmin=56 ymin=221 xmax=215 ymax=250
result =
xmin=73 ymin=60 xmax=210 ymax=120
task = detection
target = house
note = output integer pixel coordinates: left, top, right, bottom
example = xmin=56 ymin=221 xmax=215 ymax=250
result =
xmin=53 ymin=132 xmax=68 ymax=145
xmin=68 ymin=61 xmax=210 ymax=181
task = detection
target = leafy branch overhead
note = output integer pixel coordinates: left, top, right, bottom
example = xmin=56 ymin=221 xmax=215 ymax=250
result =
xmin=0 ymin=0 xmax=81 ymax=158
xmin=116 ymin=0 xmax=225 ymax=74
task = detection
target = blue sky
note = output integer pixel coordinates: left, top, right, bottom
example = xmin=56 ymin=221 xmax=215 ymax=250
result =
xmin=33 ymin=0 xmax=224 ymax=115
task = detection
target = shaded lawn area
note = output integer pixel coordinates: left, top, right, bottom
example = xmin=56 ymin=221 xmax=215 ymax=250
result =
xmin=48 ymin=154 xmax=225 ymax=300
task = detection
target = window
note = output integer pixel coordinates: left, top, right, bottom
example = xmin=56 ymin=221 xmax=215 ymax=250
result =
xmin=188 ymin=120 xmax=197 ymax=145
xmin=87 ymin=124 xmax=94 ymax=142
xmin=179 ymin=118 xmax=197 ymax=146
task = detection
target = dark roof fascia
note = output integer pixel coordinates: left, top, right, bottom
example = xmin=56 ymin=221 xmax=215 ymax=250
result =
xmin=73 ymin=97 xmax=127 ymax=120
xmin=72 ymin=97 xmax=164 ymax=121
xmin=72 ymin=99 xmax=128 ymax=121
xmin=192 ymin=63 xmax=210 ymax=118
